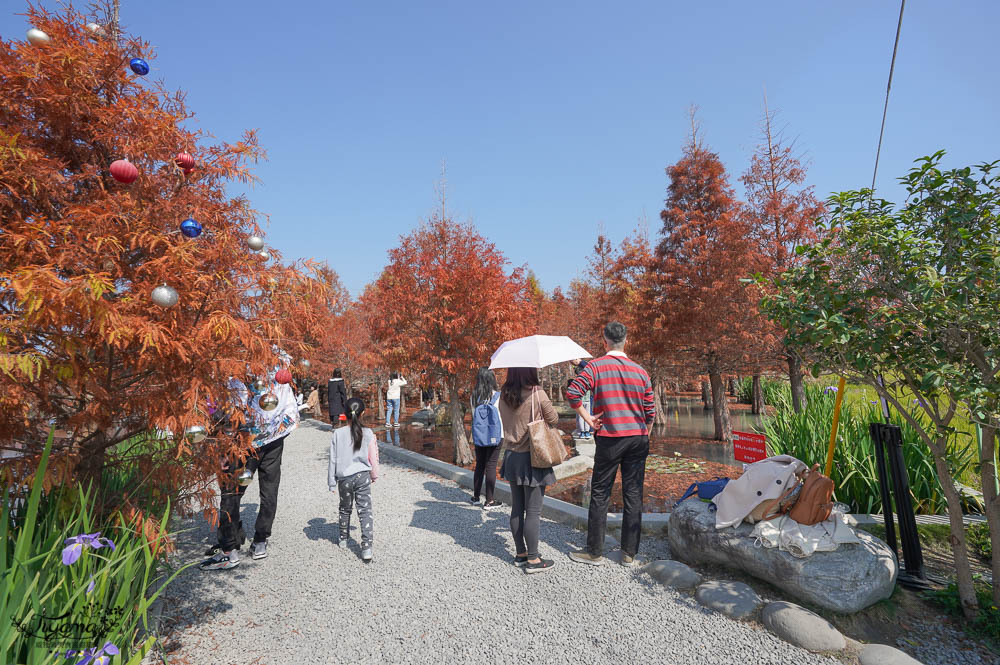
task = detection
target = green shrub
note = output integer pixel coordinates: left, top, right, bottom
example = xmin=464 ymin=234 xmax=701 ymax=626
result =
xmin=968 ymin=522 xmax=993 ymax=560
xmin=737 ymin=376 xmax=792 ymax=411
xmin=761 ymin=385 xmax=979 ymax=514
xmin=2 ymin=432 xmax=189 ymax=664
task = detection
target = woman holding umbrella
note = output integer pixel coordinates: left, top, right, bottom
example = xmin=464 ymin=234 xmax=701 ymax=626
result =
xmin=491 ymin=335 xmax=591 ymax=575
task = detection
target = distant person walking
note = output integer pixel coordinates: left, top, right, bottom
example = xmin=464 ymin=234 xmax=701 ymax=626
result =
xmin=306 ymin=385 xmax=320 ymax=416
xmin=567 ymin=322 xmax=655 ymax=567
xmin=329 ymin=397 xmax=380 ymax=562
xmin=498 ymin=367 xmax=558 ymax=574
xmin=385 ymin=372 xmax=407 ymax=428
xmin=327 ymin=369 xmax=348 ymax=425
xmin=469 ymin=367 xmax=503 ymax=508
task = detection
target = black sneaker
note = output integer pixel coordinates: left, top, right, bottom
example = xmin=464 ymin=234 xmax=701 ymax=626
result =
xmin=512 ymin=555 xmax=529 ymax=567
xmin=483 ymin=500 xmax=502 ymax=509
xmin=469 ymin=496 xmax=481 ymax=505
xmin=204 ymin=543 xmax=222 ymax=557
xmin=200 ymin=550 xmax=240 ymax=571
xmin=524 ymin=558 xmax=555 ymax=574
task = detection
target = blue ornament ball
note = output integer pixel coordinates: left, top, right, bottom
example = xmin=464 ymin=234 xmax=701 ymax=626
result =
xmin=129 ymin=58 xmax=150 ymax=75
xmin=180 ymin=218 xmax=202 ymax=238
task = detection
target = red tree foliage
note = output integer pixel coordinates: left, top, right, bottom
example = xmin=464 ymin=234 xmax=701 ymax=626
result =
xmin=649 ymin=125 xmax=768 ymax=441
xmin=0 ymin=5 xmax=336 ymax=512
xmin=740 ymin=103 xmax=825 ymax=412
xmin=362 ymin=208 xmax=532 ymax=465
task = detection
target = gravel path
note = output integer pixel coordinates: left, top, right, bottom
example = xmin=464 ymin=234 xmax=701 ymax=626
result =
xmin=155 ymin=422 xmax=842 ymax=665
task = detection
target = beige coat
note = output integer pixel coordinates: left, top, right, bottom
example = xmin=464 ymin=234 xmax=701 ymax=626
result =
xmin=713 ymin=455 xmax=807 ymax=529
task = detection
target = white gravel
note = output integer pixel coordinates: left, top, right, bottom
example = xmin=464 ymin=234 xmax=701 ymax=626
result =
xmin=154 ymin=422 xmax=843 ymax=665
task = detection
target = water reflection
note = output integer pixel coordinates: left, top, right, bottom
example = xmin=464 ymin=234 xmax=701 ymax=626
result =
xmin=654 ymin=396 xmax=763 ymax=439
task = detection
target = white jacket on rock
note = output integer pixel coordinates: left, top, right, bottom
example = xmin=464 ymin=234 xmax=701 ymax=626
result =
xmin=713 ymin=454 xmax=807 ymax=529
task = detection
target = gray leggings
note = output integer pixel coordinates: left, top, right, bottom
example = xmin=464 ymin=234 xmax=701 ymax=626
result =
xmin=338 ymin=471 xmax=374 ymax=548
xmin=510 ymin=484 xmax=546 ymax=559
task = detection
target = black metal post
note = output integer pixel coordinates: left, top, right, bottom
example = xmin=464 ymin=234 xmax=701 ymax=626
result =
xmin=873 ymin=422 xmax=930 ymax=589
xmin=870 ymin=422 xmax=898 ymax=557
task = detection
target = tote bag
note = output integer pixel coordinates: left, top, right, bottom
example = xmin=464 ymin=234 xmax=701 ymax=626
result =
xmin=527 ymin=388 xmax=567 ymax=469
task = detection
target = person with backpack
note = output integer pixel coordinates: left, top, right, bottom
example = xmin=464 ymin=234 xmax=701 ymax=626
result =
xmin=470 ymin=367 xmax=503 ymax=508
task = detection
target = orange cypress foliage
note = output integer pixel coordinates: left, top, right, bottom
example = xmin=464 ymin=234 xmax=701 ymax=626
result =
xmin=362 ymin=210 xmax=532 ymax=465
xmin=0 ymin=5 xmax=336 ymax=510
xmin=649 ymin=125 xmax=768 ymax=441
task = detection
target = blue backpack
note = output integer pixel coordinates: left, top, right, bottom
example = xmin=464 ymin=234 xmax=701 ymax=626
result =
xmin=472 ymin=392 xmax=503 ymax=447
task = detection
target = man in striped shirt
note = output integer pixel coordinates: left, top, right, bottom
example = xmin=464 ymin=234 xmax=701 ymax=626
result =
xmin=567 ymin=321 xmax=655 ymax=566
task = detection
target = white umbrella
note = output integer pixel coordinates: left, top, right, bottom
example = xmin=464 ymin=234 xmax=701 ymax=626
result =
xmin=489 ymin=335 xmax=592 ymax=369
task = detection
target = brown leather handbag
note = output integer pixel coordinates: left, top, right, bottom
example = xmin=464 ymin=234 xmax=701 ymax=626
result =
xmin=788 ymin=464 xmax=835 ymax=526
xmin=526 ymin=389 xmax=567 ymax=469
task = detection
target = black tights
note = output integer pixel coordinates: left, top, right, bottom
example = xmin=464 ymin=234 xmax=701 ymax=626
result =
xmin=472 ymin=445 xmax=500 ymax=501
xmin=510 ymin=483 xmax=546 ymax=559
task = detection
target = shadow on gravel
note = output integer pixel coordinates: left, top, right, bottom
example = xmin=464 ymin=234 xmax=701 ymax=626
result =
xmin=410 ymin=481 xmax=511 ymax=562
xmin=303 ymin=516 xmax=340 ymax=544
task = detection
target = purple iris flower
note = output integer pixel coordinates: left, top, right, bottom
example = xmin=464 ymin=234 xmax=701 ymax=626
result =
xmin=61 ymin=642 xmax=119 ymax=665
xmin=86 ymin=576 xmax=96 ymax=594
xmin=61 ymin=532 xmax=116 ymax=565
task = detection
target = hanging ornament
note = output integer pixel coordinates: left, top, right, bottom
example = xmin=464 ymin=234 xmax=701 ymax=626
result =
xmin=175 ymin=152 xmax=195 ymax=171
xmin=85 ymin=23 xmax=106 ymax=39
xmin=258 ymin=393 xmax=279 ymax=411
xmin=247 ymin=236 xmax=264 ymax=251
xmin=150 ymin=284 xmax=178 ymax=308
xmin=110 ymin=159 xmax=138 ymax=184
xmin=129 ymin=58 xmax=150 ymax=75
xmin=275 ymin=369 xmax=293 ymax=385
xmin=237 ymin=468 xmax=254 ymax=486
xmin=258 ymin=250 xmax=270 ymax=261
xmin=250 ymin=378 xmax=267 ymax=393
xmin=300 ymin=359 xmax=311 ymax=369
xmin=26 ymin=28 xmax=51 ymax=45
xmin=184 ymin=425 xmax=207 ymax=444
xmin=180 ymin=218 xmax=202 ymax=238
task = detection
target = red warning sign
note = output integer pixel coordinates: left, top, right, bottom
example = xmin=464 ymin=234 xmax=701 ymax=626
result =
xmin=732 ymin=430 xmax=767 ymax=463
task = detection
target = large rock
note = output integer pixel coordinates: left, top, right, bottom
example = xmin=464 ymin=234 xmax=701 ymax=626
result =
xmin=410 ymin=408 xmax=435 ymax=426
xmin=667 ymin=498 xmax=896 ymax=613
xmin=553 ymin=454 xmax=593 ymax=479
xmin=694 ymin=580 xmax=761 ymax=619
xmin=859 ymin=644 xmax=924 ymax=665
xmin=762 ymin=601 xmax=846 ymax=652
xmin=644 ymin=560 xmax=702 ymax=589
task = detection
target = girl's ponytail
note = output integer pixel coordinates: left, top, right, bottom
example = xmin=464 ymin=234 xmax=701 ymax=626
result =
xmin=345 ymin=397 xmax=366 ymax=452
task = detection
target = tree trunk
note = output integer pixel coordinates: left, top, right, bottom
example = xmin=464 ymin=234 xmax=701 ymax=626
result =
xmin=751 ymin=374 xmax=764 ymax=415
xmin=419 ymin=384 xmax=425 ymax=409
xmin=708 ymin=371 xmax=732 ymax=442
xmin=653 ymin=381 xmax=668 ymax=426
xmin=377 ymin=383 xmax=385 ymax=422
xmin=400 ymin=389 xmax=406 ymax=419
xmin=787 ymin=352 xmax=806 ymax=413
xmin=928 ymin=435 xmax=979 ymax=617
xmin=728 ymin=377 xmax=737 ymax=396
xmin=700 ymin=380 xmax=711 ymax=411
xmin=449 ymin=376 xmax=474 ymax=466
xmin=981 ymin=423 xmax=1000 ymax=606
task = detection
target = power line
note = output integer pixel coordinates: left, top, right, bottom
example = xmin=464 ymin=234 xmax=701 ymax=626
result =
xmin=871 ymin=0 xmax=906 ymax=193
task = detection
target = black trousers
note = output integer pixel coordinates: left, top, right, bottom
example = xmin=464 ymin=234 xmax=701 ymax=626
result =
xmin=510 ymin=484 xmax=546 ymax=558
xmin=587 ymin=434 xmax=649 ymax=557
xmin=472 ymin=445 xmax=501 ymax=501
xmin=218 ymin=436 xmax=286 ymax=551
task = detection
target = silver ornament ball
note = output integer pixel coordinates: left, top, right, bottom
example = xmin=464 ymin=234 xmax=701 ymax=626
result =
xmin=236 ymin=468 xmax=254 ymax=486
xmin=27 ymin=28 xmax=51 ymax=45
xmin=258 ymin=392 xmax=279 ymax=411
xmin=184 ymin=425 xmax=207 ymax=444
xmin=85 ymin=22 xmax=107 ymax=38
xmin=151 ymin=284 xmax=178 ymax=308
xmin=258 ymin=250 xmax=270 ymax=261
xmin=300 ymin=359 xmax=311 ymax=369
xmin=251 ymin=378 xmax=267 ymax=393
xmin=247 ymin=236 xmax=265 ymax=251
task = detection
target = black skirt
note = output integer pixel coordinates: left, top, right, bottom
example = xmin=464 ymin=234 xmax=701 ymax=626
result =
xmin=500 ymin=450 xmax=556 ymax=487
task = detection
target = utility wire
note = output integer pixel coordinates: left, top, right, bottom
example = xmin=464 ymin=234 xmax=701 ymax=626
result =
xmin=871 ymin=0 xmax=906 ymax=193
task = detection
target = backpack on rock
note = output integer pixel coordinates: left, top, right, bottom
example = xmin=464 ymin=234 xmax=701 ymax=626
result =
xmin=788 ymin=464 xmax=835 ymax=526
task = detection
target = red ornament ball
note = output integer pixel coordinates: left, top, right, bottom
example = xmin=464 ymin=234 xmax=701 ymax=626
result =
xmin=275 ymin=368 xmax=293 ymax=385
xmin=175 ymin=152 xmax=195 ymax=170
xmin=110 ymin=159 xmax=138 ymax=184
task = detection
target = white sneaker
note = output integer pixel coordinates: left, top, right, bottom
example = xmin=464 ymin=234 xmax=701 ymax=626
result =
xmin=361 ymin=547 xmax=373 ymax=562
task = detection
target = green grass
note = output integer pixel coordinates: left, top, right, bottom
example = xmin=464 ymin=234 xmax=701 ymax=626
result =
xmin=762 ymin=385 xmax=980 ymax=514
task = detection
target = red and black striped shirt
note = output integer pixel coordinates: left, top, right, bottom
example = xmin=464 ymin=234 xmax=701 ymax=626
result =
xmin=566 ymin=352 xmax=655 ymax=437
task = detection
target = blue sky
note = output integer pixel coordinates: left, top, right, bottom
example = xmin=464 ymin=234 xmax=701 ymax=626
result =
xmin=5 ymin=1 xmax=998 ymax=295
